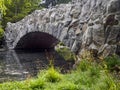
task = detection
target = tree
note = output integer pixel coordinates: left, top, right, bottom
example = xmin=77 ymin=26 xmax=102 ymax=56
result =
xmin=0 ymin=0 xmax=9 ymax=43
xmin=0 ymin=0 xmax=11 ymax=15
xmin=0 ymin=0 xmax=41 ymax=46
xmin=2 ymin=0 xmax=41 ymax=28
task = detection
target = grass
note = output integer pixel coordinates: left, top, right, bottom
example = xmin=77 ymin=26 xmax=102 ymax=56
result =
xmin=0 ymin=56 xmax=120 ymax=90
xmin=29 ymin=79 xmax=45 ymax=90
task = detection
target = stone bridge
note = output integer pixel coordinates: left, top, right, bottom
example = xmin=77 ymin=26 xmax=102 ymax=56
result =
xmin=5 ymin=0 xmax=120 ymax=56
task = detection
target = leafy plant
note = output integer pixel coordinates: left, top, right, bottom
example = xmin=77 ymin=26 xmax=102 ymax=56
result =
xmin=104 ymin=55 xmax=120 ymax=70
xmin=77 ymin=60 xmax=91 ymax=72
xmin=88 ymin=64 xmax=101 ymax=78
xmin=58 ymin=82 xmax=78 ymax=90
xmin=0 ymin=81 xmax=26 ymax=90
xmin=45 ymin=66 xmax=62 ymax=83
xmin=2 ymin=0 xmax=41 ymax=28
xmin=0 ymin=0 xmax=11 ymax=15
xmin=29 ymin=79 xmax=45 ymax=90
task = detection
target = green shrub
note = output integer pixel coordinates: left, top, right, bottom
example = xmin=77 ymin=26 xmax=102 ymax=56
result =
xmin=103 ymin=74 xmax=117 ymax=90
xmin=29 ymin=79 xmax=45 ymax=90
xmin=58 ymin=82 xmax=78 ymax=90
xmin=117 ymin=83 xmax=120 ymax=90
xmin=0 ymin=81 xmax=27 ymax=90
xmin=88 ymin=64 xmax=101 ymax=78
xmin=77 ymin=60 xmax=91 ymax=72
xmin=45 ymin=66 xmax=62 ymax=83
xmin=104 ymin=55 xmax=120 ymax=70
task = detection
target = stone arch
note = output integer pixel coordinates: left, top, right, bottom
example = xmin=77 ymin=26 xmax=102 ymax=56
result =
xmin=14 ymin=31 xmax=59 ymax=50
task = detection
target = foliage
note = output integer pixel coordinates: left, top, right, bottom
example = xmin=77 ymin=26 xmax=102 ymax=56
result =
xmin=104 ymin=55 xmax=120 ymax=70
xmin=0 ymin=59 xmax=120 ymax=90
xmin=0 ymin=0 xmax=11 ymax=15
xmin=29 ymin=79 xmax=45 ymax=90
xmin=58 ymin=82 xmax=79 ymax=90
xmin=77 ymin=59 xmax=91 ymax=71
xmin=0 ymin=81 xmax=27 ymax=90
xmin=89 ymin=65 xmax=101 ymax=77
xmin=44 ymin=66 xmax=62 ymax=83
xmin=2 ymin=0 xmax=41 ymax=28
xmin=56 ymin=44 xmax=76 ymax=61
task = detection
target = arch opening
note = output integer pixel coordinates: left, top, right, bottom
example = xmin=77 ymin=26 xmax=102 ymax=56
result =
xmin=15 ymin=32 xmax=59 ymax=50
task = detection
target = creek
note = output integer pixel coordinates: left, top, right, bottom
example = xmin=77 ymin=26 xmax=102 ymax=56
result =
xmin=0 ymin=49 xmax=74 ymax=83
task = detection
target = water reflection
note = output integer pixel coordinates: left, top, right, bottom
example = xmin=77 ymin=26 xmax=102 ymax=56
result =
xmin=0 ymin=50 xmax=74 ymax=83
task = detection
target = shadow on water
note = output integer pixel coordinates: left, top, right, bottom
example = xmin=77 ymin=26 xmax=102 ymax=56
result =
xmin=0 ymin=49 xmax=74 ymax=83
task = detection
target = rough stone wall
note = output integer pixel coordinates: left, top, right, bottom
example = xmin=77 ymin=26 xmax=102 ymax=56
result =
xmin=5 ymin=0 xmax=120 ymax=57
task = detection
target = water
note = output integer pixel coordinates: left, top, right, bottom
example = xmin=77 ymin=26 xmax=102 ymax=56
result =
xmin=0 ymin=50 xmax=74 ymax=83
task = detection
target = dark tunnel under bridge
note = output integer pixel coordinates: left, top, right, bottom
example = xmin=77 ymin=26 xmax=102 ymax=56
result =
xmin=15 ymin=32 xmax=59 ymax=50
